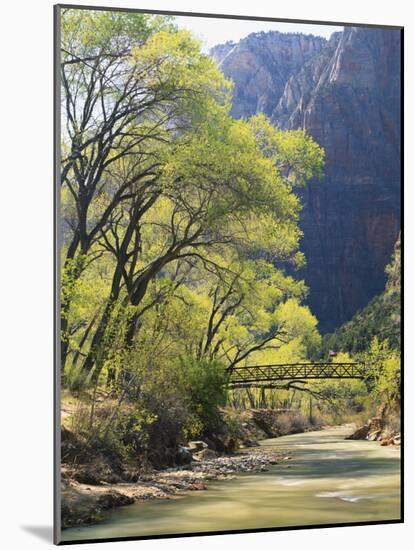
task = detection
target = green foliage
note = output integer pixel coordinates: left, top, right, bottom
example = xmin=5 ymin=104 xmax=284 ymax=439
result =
xmin=177 ymin=356 xmax=228 ymax=438
xmin=321 ymin=292 xmax=400 ymax=355
xmin=59 ymin=9 xmax=329 ymax=459
xmin=114 ymin=406 xmax=158 ymax=460
xmin=308 ymin=339 xmax=400 ymax=423
xmin=91 ymin=404 xmax=158 ymax=464
xmin=310 ymin=374 xmax=368 ymax=419
xmin=61 ymin=8 xmax=174 ymax=55
xmin=250 ymin=114 xmax=325 ymax=186
xmin=64 ymin=363 xmax=91 ymax=394
xmin=363 ymin=337 xmax=400 ymax=405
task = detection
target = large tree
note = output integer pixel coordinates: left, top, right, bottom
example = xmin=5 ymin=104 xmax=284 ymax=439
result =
xmin=60 ymin=11 xmax=324 ymax=386
xmin=60 ymin=9 xmax=230 ymax=368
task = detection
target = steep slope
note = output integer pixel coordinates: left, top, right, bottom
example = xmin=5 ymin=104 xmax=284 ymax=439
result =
xmin=210 ymin=32 xmax=326 ymax=119
xmin=211 ymin=27 xmax=401 ymax=332
xmin=321 ymin=236 xmax=401 ymax=356
xmin=272 ymin=32 xmax=342 ymax=127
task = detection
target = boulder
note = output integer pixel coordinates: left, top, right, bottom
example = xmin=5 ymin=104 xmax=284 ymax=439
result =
xmin=367 ymin=430 xmax=381 ymax=441
xmin=175 ymin=446 xmax=193 ymax=465
xmin=346 ymin=424 xmax=370 ymax=440
xmin=72 ymin=463 xmax=122 ymax=485
xmin=98 ymin=492 xmax=134 ymax=510
xmin=188 ymin=440 xmax=208 ymax=452
xmin=368 ymin=416 xmax=384 ymax=433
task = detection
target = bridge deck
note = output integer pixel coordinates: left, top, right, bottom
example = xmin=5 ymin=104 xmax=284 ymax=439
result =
xmin=227 ymin=362 xmax=365 ymax=387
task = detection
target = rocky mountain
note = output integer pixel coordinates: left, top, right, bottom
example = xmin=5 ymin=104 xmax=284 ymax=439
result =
xmin=211 ymin=32 xmax=326 ymax=119
xmin=211 ymin=27 xmax=401 ymax=333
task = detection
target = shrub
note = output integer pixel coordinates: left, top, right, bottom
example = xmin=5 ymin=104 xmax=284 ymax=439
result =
xmin=177 ymin=356 xmax=228 ymax=438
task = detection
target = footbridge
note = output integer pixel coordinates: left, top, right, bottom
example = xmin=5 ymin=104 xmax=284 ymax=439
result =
xmin=227 ymin=362 xmax=365 ymax=388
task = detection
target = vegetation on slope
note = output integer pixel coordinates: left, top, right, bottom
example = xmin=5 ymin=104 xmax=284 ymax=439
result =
xmin=321 ymin=237 xmax=401 ymax=355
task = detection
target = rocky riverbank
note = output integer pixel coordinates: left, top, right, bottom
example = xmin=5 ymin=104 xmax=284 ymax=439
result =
xmin=61 ymin=445 xmax=289 ymax=529
xmin=345 ymin=405 xmax=401 ymax=446
xmin=60 ymin=406 xmax=321 ymax=529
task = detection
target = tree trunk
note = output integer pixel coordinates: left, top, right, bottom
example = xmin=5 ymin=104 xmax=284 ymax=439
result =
xmin=60 ymin=235 xmax=83 ymax=372
xmin=81 ymin=258 xmax=126 ymax=381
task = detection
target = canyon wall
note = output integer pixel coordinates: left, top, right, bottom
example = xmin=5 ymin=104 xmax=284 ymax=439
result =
xmin=212 ymin=27 xmax=401 ymax=332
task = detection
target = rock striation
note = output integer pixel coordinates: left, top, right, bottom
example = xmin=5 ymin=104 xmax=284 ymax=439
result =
xmin=211 ymin=31 xmax=326 ymax=119
xmin=211 ymin=27 xmax=402 ymax=332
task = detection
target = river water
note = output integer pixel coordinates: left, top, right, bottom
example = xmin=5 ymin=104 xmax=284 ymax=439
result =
xmin=62 ymin=425 xmax=401 ymax=542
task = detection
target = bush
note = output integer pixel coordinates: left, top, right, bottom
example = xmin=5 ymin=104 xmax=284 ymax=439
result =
xmin=290 ymin=412 xmax=308 ymax=433
xmin=363 ymin=338 xmax=400 ymax=405
xmin=177 ymin=356 xmax=228 ymax=438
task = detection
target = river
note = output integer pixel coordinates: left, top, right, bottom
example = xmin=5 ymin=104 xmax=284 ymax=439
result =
xmin=62 ymin=425 xmax=401 ymax=542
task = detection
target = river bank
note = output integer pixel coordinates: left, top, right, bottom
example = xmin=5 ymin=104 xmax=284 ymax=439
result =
xmin=61 ymin=425 xmax=401 ymax=542
xmin=61 ymin=400 xmax=401 ymax=532
xmin=346 ymin=404 xmax=401 ymax=446
xmin=61 ymin=407 xmax=311 ymax=529
xmin=61 ymin=444 xmax=289 ymax=529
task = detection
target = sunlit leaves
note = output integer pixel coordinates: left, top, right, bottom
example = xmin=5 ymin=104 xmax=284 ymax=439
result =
xmin=363 ymin=337 xmax=400 ymax=404
xmin=60 ymin=10 xmax=326 ymax=394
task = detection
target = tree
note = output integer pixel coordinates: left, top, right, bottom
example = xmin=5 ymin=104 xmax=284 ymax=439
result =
xmin=78 ymin=114 xmax=323 ymax=382
xmin=60 ymin=10 xmax=230 ymax=369
xmin=363 ymin=338 xmax=400 ymax=406
xmin=60 ymin=12 xmax=325 ymax=390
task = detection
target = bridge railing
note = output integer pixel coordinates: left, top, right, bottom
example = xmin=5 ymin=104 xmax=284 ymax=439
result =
xmin=227 ymin=362 xmax=365 ymax=386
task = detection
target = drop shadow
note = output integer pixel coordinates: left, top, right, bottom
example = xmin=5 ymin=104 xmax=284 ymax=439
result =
xmin=21 ymin=525 xmax=53 ymax=543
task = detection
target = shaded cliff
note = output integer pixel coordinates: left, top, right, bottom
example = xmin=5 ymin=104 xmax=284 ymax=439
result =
xmin=321 ymin=236 xmax=401 ymax=354
xmin=212 ymin=27 xmax=401 ymax=332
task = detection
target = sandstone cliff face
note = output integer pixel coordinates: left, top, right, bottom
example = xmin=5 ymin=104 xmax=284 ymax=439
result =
xmin=211 ymin=27 xmax=401 ymax=332
xmin=272 ymin=32 xmax=342 ymax=127
xmin=210 ymin=32 xmax=326 ymax=119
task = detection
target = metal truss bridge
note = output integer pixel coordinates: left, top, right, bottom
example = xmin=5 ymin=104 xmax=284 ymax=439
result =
xmin=227 ymin=362 xmax=365 ymax=388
